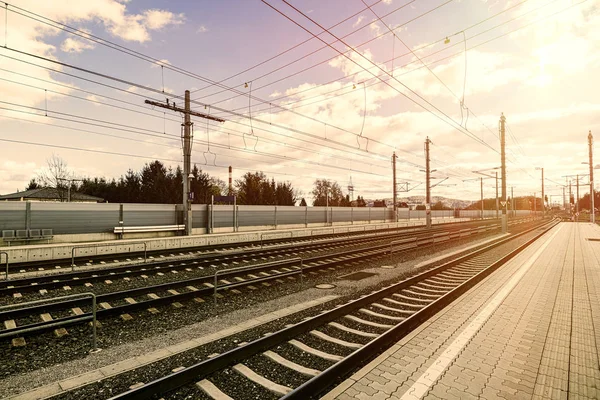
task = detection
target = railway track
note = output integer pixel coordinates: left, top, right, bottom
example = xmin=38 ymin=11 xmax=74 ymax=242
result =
xmin=96 ymin=218 xmax=558 ymax=400
xmin=0 ymin=218 xmax=518 ymax=342
xmin=0 ymin=221 xmax=482 ymax=290
xmin=7 ymin=219 xmax=494 ymax=274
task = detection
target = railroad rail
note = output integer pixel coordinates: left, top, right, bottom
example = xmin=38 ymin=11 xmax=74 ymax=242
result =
xmin=0 ymin=220 xmax=509 ymax=294
xmin=6 ymin=218 xmax=523 ymax=274
xmin=105 ymin=218 xmax=558 ymax=400
xmin=0 ymin=219 xmax=527 ymax=343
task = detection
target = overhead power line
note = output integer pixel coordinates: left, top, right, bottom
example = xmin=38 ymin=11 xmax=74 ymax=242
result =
xmin=263 ymin=0 xmax=499 ymax=153
xmin=4 ymin=3 xmax=398 ymax=151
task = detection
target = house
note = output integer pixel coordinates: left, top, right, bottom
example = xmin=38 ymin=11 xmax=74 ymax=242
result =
xmin=0 ymin=187 xmax=104 ymax=203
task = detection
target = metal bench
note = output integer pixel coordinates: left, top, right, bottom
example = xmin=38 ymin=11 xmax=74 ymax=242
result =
xmin=2 ymin=229 xmax=53 ymax=246
xmin=113 ymin=225 xmax=185 ymax=235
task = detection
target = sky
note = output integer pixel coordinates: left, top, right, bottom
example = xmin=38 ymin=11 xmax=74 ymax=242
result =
xmin=0 ymin=0 xmax=598 ymax=205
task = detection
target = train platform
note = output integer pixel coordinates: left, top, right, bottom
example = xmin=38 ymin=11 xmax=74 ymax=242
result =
xmin=324 ymin=222 xmax=600 ymax=400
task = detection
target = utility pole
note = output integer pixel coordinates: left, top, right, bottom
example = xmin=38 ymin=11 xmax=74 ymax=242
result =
xmin=511 ymin=187 xmax=514 ymax=217
xmin=541 ymin=168 xmax=544 ymax=216
xmin=480 ymin=177 xmax=484 ymax=220
xmin=425 ymin=137 xmax=432 ymax=228
xmin=563 ymin=186 xmax=566 ymax=212
xmin=533 ymin=192 xmax=536 ymax=216
xmin=569 ymin=180 xmax=572 ymax=216
xmin=495 ymin=171 xmax=499 ymax=219
xmin=228 ymin=166 xmax=233 ymax=195
xmin=500 ymin=113 xmax=507 ymax=232
xmin=145 ymin=91 xmax=225 ymax=236
xmin=576 ymin=174 xmax=580 ymax=216
xmin=392 ymin=152 xmax=397 ymax=220
xmin=589 ymin=130 xmax=595 ymax=223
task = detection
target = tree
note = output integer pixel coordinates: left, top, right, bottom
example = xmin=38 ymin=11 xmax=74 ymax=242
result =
xmin=236 ymin=172 xmax=268 ymax=205
xmin=275 ymin=181 xmax=297 ymax=205
xmin=36 ymin=154 xmax=73 ymax=201
xmin=25 ymin=178 xmax=40 ymax=190
xmin=431 ymin=201 xmax=450 ymax=210
xmin=373 ymin=199 xmax=386 ymax=207
xmin=299 ymin=198 xmax=307 ymax=207
xmin=311 ymin=179 xmax=344 ymax=206
xmin=140 ymin=160 xmax=173 ymax=203
xmin=416 ymin=204 xmax=426 ymax=210
xmin=356 ymin=196 xmax=367 ymax=207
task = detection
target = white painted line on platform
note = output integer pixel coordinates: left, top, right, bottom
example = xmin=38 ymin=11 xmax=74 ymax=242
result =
xmin=401 ymin=224 xmax=563 ymax=400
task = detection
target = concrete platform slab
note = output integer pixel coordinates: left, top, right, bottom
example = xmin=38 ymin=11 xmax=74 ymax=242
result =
xmin=324 ymin=223 xmax=600 ymax=400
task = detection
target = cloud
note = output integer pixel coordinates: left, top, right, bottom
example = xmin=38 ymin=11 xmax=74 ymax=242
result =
xmin=197 ymin=25 xmax=209 ymax=34
xmin=61 ymin=37 xmax=95 ymax=53
xmin=353 ymin=16 xmax=365 ymax=28
xmin=143 ymin=9 xmax=184 ymax=30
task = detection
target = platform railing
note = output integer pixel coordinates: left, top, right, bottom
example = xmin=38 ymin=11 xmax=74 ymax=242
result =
xmin=0 ymin=292 xmax=99 ymax=353
xmin=71 ymin=241 xmax=147 ymax=271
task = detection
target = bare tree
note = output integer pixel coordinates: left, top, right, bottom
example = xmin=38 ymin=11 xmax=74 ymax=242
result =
xmin=37 ymin=154 xmax=73 ymax=201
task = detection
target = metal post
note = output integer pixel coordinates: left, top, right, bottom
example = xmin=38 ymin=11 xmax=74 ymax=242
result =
xmin=569 ymin=180 xmax=573 ymax=216
xmin=511 ymin=187 xmax=514 ymax=217
xmin=541 ymin=167 xmax=545 ymax=216
xmin=500 ymin=113 xmax=508 ymax=232
xmin=495 ymin=171 xmax=499 ymax=219
xmin=183 ymin=91 xmax=193 ymax=236
xmin=590 ymin=131 xmax=595 ymax=223
xmin=392 ymin=152 xmax=397 ymax=221
xmin=274 ymin=206 xmax=278 ymax=229
xmin=1 ymin=251 xmax=8 ymax=280
xmin=480 ymin=177 xmax=484 ymax=220
xmin=233 ymin=196 xmax=237 ymax=232
xmin=305 ymin=206 xmax=308 ymax=228
xmin=25 ymin=201 xmax=31 ymax=232
xmin=425 ymin=137 xmax=432 ymax=228
xmin=576 ymin=174 xmax=580 ymax=216
xmin=210 ymin=195 xmax=214 ymax=234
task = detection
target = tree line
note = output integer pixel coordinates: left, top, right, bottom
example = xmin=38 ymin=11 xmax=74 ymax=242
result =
xmin=25 ymin=156 xmax=391 ymax=206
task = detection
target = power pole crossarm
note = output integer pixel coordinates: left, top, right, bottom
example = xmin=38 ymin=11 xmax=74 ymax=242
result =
xmin=144 ymin=100 xmax=226 ymax=122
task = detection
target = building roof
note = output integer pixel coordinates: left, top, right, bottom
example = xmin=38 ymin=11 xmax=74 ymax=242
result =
xmin=0 ymin=187 xmax=104 ymax=202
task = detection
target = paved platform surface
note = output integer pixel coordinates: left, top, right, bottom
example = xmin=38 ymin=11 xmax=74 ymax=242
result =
xmin=324 ymin=222 xmax=600 ymax=400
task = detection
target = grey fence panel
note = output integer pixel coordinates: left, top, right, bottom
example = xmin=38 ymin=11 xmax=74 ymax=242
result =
xmin=238 ymin=205 xmax=276 ymax=227
xmin=0 ymin=202 xmax=26 ymax=231
xmin=276 ymin=206 xmax=301 ymax=225
xmin=306 ymin=207 xmax=326 ymax=224
xmin=351 ymin=208 xmax=370 ymax=221
xmin=123 ymin=204 xmax=177 ymax=227
xmin=191 ymin=204 xmax=208 ymax=228
xmin=31 ymin=202 xmax=120 ymax=234
xmin=397 ymin=209 xmax=410 ymax=219
xmin=213 ymin=205 xmax=234 ymax=228
xmin=332 ymin=207 xmax=352 ymax=223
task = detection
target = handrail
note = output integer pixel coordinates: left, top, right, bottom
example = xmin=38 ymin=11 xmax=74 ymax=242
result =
xmin=71 ymin=241 xmax=147 ymax=271
xmin=1 ymin=251 xmax=8 ymax=280
xmin=0 ymin=292 xmax=99 ymax=353
xmin=213 ymin=257 xmax=303 ymax=305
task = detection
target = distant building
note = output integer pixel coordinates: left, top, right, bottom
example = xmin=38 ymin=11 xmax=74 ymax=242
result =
xmin=0 ymin=188 xmax=104 ymax=203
